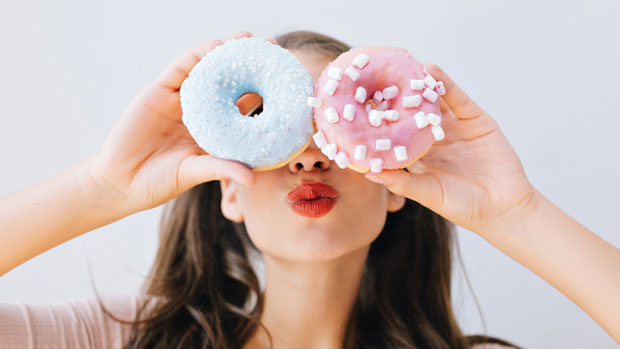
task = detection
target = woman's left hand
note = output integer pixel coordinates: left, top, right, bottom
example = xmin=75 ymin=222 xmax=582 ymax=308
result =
xmin=365 ymin=63 xmax=540 ymax=238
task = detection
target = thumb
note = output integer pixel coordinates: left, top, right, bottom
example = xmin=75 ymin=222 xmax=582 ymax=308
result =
xmin=179 ymin=155 xmax=256 ymax=189
xmin=365 ymin=170 xmax=444 ymax=212
xmin=155 ymin=31 xmax=254 ymax=91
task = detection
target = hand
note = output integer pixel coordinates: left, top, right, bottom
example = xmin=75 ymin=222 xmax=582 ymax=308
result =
xmin=85 ymin=31 xmax=265 ymax=214
xmin=365 ymin=63 xmax=539 ymax=237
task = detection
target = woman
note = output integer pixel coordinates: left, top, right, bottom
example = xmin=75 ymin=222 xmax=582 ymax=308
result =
xmin=1 ymin=30 xmax=618 ymax=348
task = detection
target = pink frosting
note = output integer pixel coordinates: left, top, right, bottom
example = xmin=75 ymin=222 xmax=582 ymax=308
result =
xmin=314 ymin=46 xmax=442 ymax=171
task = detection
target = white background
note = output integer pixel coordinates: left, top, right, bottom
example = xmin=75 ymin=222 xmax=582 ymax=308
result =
xmin=1 ymin=0 xmax=619 ymax=347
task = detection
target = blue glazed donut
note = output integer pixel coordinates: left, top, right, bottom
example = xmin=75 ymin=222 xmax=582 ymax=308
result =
xmin=180 ymin=37 xmax=315 ymax=170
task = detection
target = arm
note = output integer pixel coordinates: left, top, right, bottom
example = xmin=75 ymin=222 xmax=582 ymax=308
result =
xmin=483 ymin=190 xmax=620 ymax=344
xmin=0 ymin=31 xmax=258 ymax=277
xmin=0 ymin=155 xmax=126 ymax=276
xmin=364 ymin=63 xmax=620 ymax=344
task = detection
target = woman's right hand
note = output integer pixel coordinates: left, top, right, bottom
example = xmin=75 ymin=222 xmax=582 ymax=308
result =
xmin=85 ymin=31 xmax=259 ymax=215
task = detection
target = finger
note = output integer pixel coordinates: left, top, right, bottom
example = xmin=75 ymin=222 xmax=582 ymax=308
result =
xmin=155 ymin=40 xmax=224 ymax=90
xmin=266 ymin=37 xmax=277 ymax=44
xmin=224 ymin=30 xmax=253 ymax=42
xmin=155 ymin=31 xmax=254 ymax=91
xmin=433 ymin=93 xmax=460 ymax=143
xmin=425 ymin=62 xmax=487 ymax=120
xmin=365 ymin=170 xmax=444 ymax=212
xmin=405 ymin=160 xmax=428 ymax=175
xmin=179 ymin=155 xmax=256 ymax=190
xmin=431 ymin=72 xmax=499 ymax=144
xmin=437 ymin=96 xmax=450 ymax=114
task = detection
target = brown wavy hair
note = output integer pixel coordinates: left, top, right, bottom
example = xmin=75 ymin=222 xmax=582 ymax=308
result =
xmin=98 ymin=30 xmax=522 ymax=348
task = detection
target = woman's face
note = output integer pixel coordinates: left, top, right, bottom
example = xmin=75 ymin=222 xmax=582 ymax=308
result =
xmin=220 ymin=50 xmax=406 ymax=261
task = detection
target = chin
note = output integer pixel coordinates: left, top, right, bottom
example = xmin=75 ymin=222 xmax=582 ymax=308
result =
xmin=256 ymin=227 xmax=377 ymax=262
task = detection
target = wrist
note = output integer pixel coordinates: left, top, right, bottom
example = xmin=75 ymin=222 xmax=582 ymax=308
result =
xmin=478 ymin=186 xmax=545 ymax=244
xmin=75 ymin=153 xmax=131 ymax=216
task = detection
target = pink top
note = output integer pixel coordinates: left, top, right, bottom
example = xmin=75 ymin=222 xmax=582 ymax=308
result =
xmin=0 ymin=294 xmax=152 ymax=348
xmin=0 ymin=294 xmax=514 ymax=348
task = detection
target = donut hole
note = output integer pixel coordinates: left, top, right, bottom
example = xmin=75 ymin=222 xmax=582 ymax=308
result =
xmin=365 ymin=90 xmax=392 ymax=111
xmin=365 ymin=99 xmax=377 ymax=110
xmin=235 ymin=92 xmax=264 ymax=117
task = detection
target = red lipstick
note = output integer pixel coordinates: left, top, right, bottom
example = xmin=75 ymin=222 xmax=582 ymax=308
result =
xmin=286 ymin=182 xmax=339 ymax=218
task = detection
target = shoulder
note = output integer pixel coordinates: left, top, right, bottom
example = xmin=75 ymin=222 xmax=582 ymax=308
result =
xmin=89 ymin=292 xmax=161 ymax=320
xmin=0 ymin=293 xmax=162 ymax=348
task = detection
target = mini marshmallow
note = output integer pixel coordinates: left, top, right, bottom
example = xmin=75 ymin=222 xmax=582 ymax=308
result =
xmin=426 ymin=113 xmax=441 ymax=126
xmin=382 ymin=86 xmax=399 ymax=100
xmin=414 ymin=111 xmax=429 ymax=128
xmin=334 ymin=151 xmax=350 ymax=169
xmin=376 ymin=139 xmax=391 ymax=150
xmin=343 ymin=104 xmax=355 ymax=121
xmin=403 ymin=95 xmax=422 ymax=108
xmin=306 ymin=96 xmax=322 ymax=108
xmin=424 ymin=74 xmax=437 ymax=89
xmin=431 ymin=125 xmax=445 ymax=141
xmin=323 ymin=79 xmax=338 ymax=96
xmin=373 ymin=91 xmax=383 ymax=104
xmin=393 ymin=145 xmax=408 ymax=161
xmin=423 ymin=88 xmax=439 ymax=103
xmin=321 ymin=143 xmax=338 ymax=160
xmin=325 ymin=107 xmax=339 ymax=123
xmin=376 ymin=100 xmax=390 ymax=111
xmin=354 ymin=144 xmax=367 ymax=160
xmin=312 ymin=130 xmax=327 ymax=148
xmin=352 ymin=53 xmax=369 ymax=69
xmin=368 ymin=109 xmax=383 ymax=127
xmin=369 ymin=158 xmax=383 ymax=173
xmin=345 ymin=66 xmax=360 ymax=81
xmin=410 ymin=79 xmax=425 ymax=90
xmin=384 ymin=110 xmax=399 ymax=121
xmin=328 ymin=67 xmax=343 ymax=81
xmin=354 ymin=86 xmax=367 ymax=103
xmin=365 ymin=103 xmax=372 ymax=114
xmin=436 ymin=81 xmax=446 ymax=95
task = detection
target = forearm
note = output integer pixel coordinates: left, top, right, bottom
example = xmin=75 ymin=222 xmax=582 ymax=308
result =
xmin=0 ymin=155 xmax=128 ymax=276
xmin=482 ymin=190 xmax=620 ymax=344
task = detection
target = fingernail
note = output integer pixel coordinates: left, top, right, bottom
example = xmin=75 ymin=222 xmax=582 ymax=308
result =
xmin=365 ymin=174 xmax=388 ymax=185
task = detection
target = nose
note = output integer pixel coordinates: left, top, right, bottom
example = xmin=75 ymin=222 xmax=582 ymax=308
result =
xmin=288 ymin=142 xmax=331 ymax=173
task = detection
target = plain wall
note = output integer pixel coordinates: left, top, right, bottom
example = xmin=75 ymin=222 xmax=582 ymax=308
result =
xmin=1 ymin=0 xmax=618 ymax=347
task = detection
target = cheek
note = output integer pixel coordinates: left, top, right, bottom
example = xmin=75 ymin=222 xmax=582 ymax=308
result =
xmin=339 ymin=183 xmax=390 ymax=238
xmin=236 ymin=182 xmax=287 ymax=252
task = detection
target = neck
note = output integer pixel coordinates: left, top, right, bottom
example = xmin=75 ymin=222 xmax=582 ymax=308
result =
xmin=246 ymin=245 xmax=369 ymax=349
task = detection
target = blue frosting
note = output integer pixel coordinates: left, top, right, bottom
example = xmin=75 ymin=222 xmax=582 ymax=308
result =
xmin=180 ymin=37 xmax=315 ymax=169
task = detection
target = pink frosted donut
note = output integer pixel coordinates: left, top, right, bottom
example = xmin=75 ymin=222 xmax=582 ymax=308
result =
xmin=308 ymin=46 xmax=446 ymax=173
